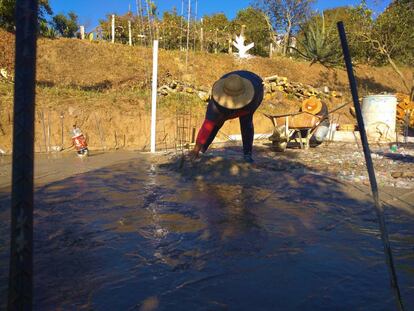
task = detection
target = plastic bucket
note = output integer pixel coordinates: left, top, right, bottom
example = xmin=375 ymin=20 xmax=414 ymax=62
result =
xmin=362 ymin=95 xmax=397 ymax=140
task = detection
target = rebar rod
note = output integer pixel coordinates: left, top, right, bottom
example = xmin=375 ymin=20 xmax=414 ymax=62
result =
xmin=337 ymin=21 xmax=404 ymax=311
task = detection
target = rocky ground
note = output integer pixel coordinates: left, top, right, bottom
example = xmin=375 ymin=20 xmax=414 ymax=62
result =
xmin=161 ymin=141 xmax=414 ymax=188
xmin=157 ymin=140 xmax=414 ymax=214
xmin=274 ymin=142 xmax=414 ymax=189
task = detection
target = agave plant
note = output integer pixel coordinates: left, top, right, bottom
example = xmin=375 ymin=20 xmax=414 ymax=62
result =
xmin=295 ymin=12 xmax=342 ymax=67
xmin=43 ymin=27 xmax=58 ymax=39
xmin=39 ymin=20 xmax=58 ymax=39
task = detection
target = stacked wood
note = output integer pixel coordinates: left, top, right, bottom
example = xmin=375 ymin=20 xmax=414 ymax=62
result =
xmin=263 ymin=74 xmax=342 ymax=100
xmin=396 ymin=93 xmax=414 ymax=127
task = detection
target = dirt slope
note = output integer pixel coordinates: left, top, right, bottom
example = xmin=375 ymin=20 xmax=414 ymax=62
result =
xmin=0 ymin=30 xmax=413 ymax=153
xmin=34 ymin=37 xmax=411 ymax=94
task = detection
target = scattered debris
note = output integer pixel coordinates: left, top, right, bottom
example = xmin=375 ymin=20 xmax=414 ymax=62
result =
xmin=0 ymin=67 xmax=13 ymax=82
xmin=160 ymin=141 xmax=414 ymax=189
xmin=50 ymin=146 xmax=63 ymax=152
xmin=0 ymin=68 xmax=8 ymax=79
xmin=284 ymin=143 xmax=414 ymax=188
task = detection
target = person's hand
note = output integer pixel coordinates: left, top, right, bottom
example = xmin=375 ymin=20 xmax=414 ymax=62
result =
xmin=189 ymin=143 xmax=202 ymax=161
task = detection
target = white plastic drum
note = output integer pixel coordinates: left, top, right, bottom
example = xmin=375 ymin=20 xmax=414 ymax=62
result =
xmin=361 ymin=95 xmax=397 ymax=141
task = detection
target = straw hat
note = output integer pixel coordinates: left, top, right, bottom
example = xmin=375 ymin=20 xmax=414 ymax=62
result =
xmin=212 ymin=74 xmax=254 ymax=109
xmin=302 ymin=97 xmax=323 ymax=115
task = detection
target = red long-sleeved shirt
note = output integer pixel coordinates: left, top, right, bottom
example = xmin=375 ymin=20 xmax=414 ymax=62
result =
xmin=196 ymin=110 xmax=250 ymax=145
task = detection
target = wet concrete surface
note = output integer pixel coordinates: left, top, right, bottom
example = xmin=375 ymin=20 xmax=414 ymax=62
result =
xmin=0 ymin=148 xmax=413 ymax=310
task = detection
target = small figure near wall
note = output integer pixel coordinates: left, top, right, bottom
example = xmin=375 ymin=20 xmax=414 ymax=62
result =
xmin=71 ymin=124 xmax=89 ymax=157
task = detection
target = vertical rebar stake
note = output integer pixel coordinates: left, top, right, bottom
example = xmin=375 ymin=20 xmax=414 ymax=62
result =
xmin=337 ymin=21 xmax=404 ymax=311
xmin=8 ymin=0 xmax=38 ymax=309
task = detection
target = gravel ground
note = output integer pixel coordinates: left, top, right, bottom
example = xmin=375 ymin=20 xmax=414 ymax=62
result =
xmin=264 ymin=142 xmax=414 ymax=189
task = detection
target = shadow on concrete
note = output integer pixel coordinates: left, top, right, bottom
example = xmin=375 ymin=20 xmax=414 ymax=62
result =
xmin=0 ymin=148 xmax=413 ymax=310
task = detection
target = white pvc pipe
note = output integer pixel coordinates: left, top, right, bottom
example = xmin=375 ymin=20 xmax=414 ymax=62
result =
xmin=128 ymin=20 xmax=132 ymax=46
xmin=150 ymin=40 xmax=159 ymax=153
xmin=80 ymin=25 xmax=85 ymax=40
xmin=111 ymin=14 xmax=115 ymax=43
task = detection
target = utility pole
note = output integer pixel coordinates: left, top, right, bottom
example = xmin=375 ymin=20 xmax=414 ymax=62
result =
xmin=200 ymin=17 xmax=204 ymax=52
xmin=193 ymin=0 xmax=198 ymax=51
xmin=145 ymin=0 xmax=153 ymax=44
xmin=136 ymin=0 xmax=146 ymax=45
xmin=135 ymin=0 xmax=141 ymax=42
xmin=135 ymin=0 xmax=141 ymax=16
xmin=185 ymin=0 xmax=191 ymax=68
xmin=180 ymin=0 xmax=184 ymax=51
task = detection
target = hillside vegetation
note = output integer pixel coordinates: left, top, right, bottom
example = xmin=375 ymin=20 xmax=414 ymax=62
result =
xmin=0 ymin=30 xmax=413 ymax=153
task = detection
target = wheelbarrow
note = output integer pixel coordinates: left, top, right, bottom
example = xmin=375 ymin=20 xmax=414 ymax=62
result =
xmin=264 ymin=111 xmax=327 ymax=151
xmin=264 ymin=99 xmax=352 ymax=151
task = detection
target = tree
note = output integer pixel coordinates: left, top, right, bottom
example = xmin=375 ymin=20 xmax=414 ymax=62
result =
xmin=320 ymin=6 xmax=372 ymax=61
xmin=231 ymin=7 xmax=273 ymax=56
xmin=52 ymin=12 xmax=79 ymax=38
xmin=255 ymin=0 xmax=314 ymax=55
xmin=202 ymin=13 xmax=230 ymax=53
xmin=0 ymin=0 xmax=52 ymax=32
xmin=356 ymin=0 xmax=414 ymax=93
xmin=160 ymin=10 xmax=184 ymax=50
xmin=295 ymin=5 xmax=372 ymax=66
xmin=295 ymin=12 xmax=342 ymax=66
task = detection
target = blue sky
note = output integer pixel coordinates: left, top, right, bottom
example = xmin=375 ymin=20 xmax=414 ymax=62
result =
xmin=49 ymin=0 xmax=390 ymax=30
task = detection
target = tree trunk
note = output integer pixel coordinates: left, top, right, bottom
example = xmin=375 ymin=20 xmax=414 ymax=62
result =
xmin=262 ymin=12 xmax=277 ymax=45
xmin=283 ymin=23 xmax=292 ymax=56
xmin=386 ymin=54 xmax=411 ymax=94
xmin=200 ymin=25 xmax=204 ymax=52
xmin=145 ymin=0 xmax=153 ymax=43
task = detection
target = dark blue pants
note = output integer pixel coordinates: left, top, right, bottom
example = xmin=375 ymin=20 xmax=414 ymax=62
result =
xmin=202 ymin=109 xmax=255 ymax=155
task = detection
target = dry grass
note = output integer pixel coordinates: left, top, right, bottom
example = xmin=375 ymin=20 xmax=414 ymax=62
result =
xmin=1 ymin=31 xmax=413 ymax=152
xmin=0 ymin=29 xmax=411 ymax=94
xmin=0 ymin=29 xmax=15 ymax=73
xmin=35 ymin=39 xmax=413 ymax=95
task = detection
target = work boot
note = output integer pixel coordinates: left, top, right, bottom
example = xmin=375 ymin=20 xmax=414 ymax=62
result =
xmin=243 ymin=153 xmax=254 ymax=163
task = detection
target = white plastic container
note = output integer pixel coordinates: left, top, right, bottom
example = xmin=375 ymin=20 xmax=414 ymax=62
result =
xmin=361 ymin=95 xmax=397 ymax=140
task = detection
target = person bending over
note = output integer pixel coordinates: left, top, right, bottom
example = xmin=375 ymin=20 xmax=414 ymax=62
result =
xmin=190 ymin=70 xmax=264 ymax=163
